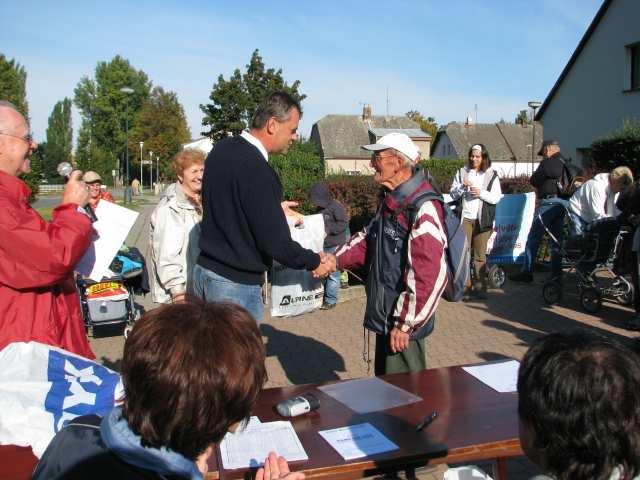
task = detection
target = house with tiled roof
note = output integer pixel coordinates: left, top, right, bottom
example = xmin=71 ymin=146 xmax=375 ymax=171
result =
xmin=310 ymin=106 xmax=431 ymax=175
xmin=431 ymin=120 xmax=544 ymax=178
xmin=535 ymin=0 xmax=640 ymax=166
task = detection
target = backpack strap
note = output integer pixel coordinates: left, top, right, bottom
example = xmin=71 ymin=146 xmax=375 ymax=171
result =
xmin=401 ymin=189 xmax=443 ymax=228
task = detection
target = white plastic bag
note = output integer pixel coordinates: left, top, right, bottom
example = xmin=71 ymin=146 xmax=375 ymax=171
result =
xmin=0 ymin=342 xmax=123 ymax=458
xmin=271 ymin=214 xmax=325 ymax=317
xmin=444 ymin=466 xmax=494 ymax=480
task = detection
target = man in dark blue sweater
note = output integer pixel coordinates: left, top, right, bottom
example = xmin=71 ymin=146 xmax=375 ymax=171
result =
xmin=191 ymin=92 xmax=329 ymax=322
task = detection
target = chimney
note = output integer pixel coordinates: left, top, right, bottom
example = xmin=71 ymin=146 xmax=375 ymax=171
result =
xmin=362 ymin=104 xmax=372 ymax=122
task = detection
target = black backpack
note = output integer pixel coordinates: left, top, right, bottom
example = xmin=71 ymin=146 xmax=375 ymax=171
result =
xmin=557 ymin=156 xmax=574 ymax=198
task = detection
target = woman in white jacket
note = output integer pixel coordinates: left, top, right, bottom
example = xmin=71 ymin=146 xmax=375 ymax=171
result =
xmin=450 ymin=144 xmax=503 ymax=299
xmin=149 ymin=149 xmax=204 ymax=303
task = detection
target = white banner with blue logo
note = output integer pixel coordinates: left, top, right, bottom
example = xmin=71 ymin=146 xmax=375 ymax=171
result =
xmin=271 ymin=214 xmax=325 ymax=317
xmin=486 ymin=192 xmax=536 ymax=264
xmin=0 ymin=342 xmax=122 ymax=458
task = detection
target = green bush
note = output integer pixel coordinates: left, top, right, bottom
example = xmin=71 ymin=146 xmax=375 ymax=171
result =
xmin=590 ymin=118 xmax=640 ymax=177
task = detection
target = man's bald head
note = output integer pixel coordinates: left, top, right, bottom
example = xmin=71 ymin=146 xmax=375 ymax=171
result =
xmin=0 ymin=101 xmax=24 ymax=133
xmin=0 ymin=101 xmax=36 ymax=176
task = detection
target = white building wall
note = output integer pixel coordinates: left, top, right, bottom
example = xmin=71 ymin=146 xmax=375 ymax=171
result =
xmin=541 ymin=0 xmax=640 ymax=165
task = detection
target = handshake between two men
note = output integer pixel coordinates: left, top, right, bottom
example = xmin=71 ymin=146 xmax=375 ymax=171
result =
xmin=313 ymin=252 xmax=337 ymax=279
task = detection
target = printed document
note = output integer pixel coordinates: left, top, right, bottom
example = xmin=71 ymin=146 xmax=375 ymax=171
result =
xmin=318 ymin=422 xmax=399 ymax=460
xmin=462 ymin=360 xmax=520 ymax=393
xmin=75 ymin=201 xmax=138 ymax=281
xmin=219 ymin=420 xmax=308 ymax=469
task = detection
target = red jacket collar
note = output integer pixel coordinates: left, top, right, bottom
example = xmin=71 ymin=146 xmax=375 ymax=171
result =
xmin=0 ymin=170 xmax=32 ymax=204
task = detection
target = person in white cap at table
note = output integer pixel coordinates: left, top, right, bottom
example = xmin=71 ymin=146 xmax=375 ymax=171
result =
xmin=318 ymin=133 xmax=448 ymax=375
xmin=450 ymin=143 xmax=502 ymax=299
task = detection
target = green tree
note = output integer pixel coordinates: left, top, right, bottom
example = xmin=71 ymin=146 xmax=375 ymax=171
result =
xmin=74 ymin=55 xmax=151 ymax=181
xmin=515 ymin=109 xmax=530 ymax=125
xmin=42 ymin=98 xmax=73 ymax=180
xmin=270 ymin=140 xmax=324 ymax=214
xmin=130 ymin=86 xmax=191 ymax=181
xmin=406 ymin=110 xmax=438 ymax=138
xmin=201 ymin=49 xmax=306 ymax=140
xmin=0 ymin=53 xmax=29 ymax=118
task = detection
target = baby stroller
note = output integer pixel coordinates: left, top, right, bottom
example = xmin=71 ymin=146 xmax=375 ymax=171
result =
xmin=541 ymin=204 xmax=634 ymax=313
xmin=76 ymin=247 xmax=146 ymax=337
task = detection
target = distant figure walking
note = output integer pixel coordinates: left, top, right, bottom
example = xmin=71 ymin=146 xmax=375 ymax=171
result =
xmin=308 ymin=182 xmax=349 ymax=309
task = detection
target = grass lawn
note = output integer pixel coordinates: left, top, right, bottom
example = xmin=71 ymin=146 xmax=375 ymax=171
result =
xmin=35 ymin=200 xmax=146 ymax=221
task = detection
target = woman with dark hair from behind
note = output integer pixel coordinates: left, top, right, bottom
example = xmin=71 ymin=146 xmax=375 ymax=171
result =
xmin=449 ymin=144 xmax=502 ymax=299
xmin=33 ymin=301 xmax=304 ymax=480
xmin=518 ymin=331 xmax=640 ymax=480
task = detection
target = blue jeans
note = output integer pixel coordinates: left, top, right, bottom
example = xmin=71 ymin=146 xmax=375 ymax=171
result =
xmin=568 ymin=211 xmax=587 ymax=236
xmin=323 ymin=246 xmax=340 ymax=305
xmin=189 ymin=263 xmax=264 ymax=323
xmin=522 ymin=202 xmax=565 ymax=277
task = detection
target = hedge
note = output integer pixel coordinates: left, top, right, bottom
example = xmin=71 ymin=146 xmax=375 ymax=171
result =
xmin=590 ymin=118 xmax=640 ymax=177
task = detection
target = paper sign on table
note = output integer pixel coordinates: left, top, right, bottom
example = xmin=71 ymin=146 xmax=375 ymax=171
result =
xmin=462 ymin=360 xmax=520 ymax=393
xmin=219 ymin=420 xmax=308 ymax=469
xmin=75 ymin=201 xmax=138 ymax=281
xmin=318 ymin=422 xmax=399 ymax=460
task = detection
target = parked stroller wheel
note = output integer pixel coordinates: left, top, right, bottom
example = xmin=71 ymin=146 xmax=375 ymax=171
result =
xmin=542 ymin=281 xmax=563 ymax=305
xmin=487 ymin=265 xmax=506 ymax=289
xmin=580 ymin=287 xmax=602 ymax=313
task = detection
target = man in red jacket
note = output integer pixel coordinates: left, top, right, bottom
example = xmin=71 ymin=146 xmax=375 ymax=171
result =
xmin=0 ymin=100 xmax=95 ymax=358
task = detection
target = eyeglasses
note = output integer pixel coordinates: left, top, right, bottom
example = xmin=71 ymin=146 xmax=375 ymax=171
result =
xmin=372 ymin=152 xmax=396 ymax=163
xmin=0 ymin=131 xmax=34 ymax=144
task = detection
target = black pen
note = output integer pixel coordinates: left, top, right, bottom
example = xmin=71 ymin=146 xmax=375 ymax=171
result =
xmin=416 ymin=410 xmax=438 ymax=432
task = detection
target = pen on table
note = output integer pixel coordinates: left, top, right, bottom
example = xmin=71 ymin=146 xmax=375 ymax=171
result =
xmin=416 ymin=410 xmax=438 ymax=432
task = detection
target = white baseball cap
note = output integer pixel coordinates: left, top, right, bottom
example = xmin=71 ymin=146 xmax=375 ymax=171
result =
xmin=361 ymin=133 xmax=420 ymax=160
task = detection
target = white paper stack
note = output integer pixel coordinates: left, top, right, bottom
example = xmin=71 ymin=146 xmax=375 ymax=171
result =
xmin=219 ymin=420 xmax=308 ymax=469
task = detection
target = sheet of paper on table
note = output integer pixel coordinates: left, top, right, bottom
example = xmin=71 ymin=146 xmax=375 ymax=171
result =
xmin=75 ymin=201 xmax=139 ymax=281
xmin=462 ymin=360 xmax=520 ymax=393
xmin=318 ymin=376 xmax=422 ymax=414
xmin=318 ymin=422 xmax=399 ymax=460
xmin=219 ymin=420 xmax=308 ymax=470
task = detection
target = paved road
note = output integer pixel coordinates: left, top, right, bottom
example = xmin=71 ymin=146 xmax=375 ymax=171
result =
xmin=88 ymin=197 xmax=639 ymax=479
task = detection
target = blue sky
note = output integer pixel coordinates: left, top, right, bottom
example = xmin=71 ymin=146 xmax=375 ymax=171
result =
xmin=1 ymin=0 xmax=603 ymax=143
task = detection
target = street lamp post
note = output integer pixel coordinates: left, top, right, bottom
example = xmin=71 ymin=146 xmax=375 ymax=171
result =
xmin=528 ymin=100 xmax=542 ymax=176
xmin=149 ymin=151 xmax=153 ymax=191
xmin=139 ymin=141 xmax=144 ymax=194
xmin=120 ymin=87 xmax=134 ymax=203
xmin=156 ymin=156 xmax=159 ymax=186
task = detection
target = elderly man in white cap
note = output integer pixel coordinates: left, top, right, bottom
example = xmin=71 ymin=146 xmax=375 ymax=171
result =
xmin=318 ymin=133 xmax=448 ymax=375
